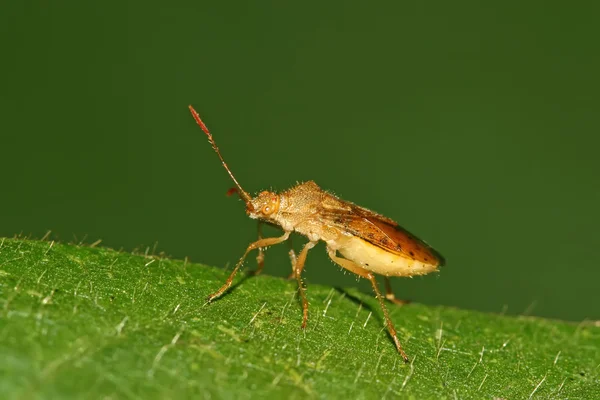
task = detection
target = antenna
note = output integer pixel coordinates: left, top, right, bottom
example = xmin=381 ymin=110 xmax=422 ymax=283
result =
xmin=188 ymin=105 xmax=252 ymax=204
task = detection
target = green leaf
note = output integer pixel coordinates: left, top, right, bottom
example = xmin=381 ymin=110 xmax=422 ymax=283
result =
xmin=0 ymin=238 xmax=598 ymax=399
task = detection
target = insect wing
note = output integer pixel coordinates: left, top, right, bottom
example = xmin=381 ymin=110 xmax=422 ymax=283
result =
xmin=364 ymin=214 xmax=444 ymax=266
xmin=320 ymin=206 xmax=444 ymax=266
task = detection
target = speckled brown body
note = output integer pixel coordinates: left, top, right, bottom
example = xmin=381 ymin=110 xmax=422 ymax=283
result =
xmin=188 ymin=105 xmax=444 ymax=362
xmin=247 ymin=181 xmax=445 ymax=277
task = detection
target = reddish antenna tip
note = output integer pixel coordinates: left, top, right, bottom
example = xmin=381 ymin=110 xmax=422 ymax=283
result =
xmin=188 ymin=104 xmax=252 ymax=204
xmin=188 ymin=105 xmax=210 ymax=136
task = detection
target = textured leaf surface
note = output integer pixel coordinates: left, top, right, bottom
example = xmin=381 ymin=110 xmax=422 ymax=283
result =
xmin=0 ymin=238 xmax=598 ymax=399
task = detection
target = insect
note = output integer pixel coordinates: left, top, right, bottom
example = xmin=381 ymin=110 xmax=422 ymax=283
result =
xmin=189 ymin=105 xmax=445 ymax=361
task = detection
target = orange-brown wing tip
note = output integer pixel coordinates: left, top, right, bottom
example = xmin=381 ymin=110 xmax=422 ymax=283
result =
xmin=366 ymin=216 xmax=446 ymax=266
xmin=432 ymin=250 xmax=446 ymax=267
xmin=420 ymin=242 xmax=445 ymax=267
xmin=410 ymin=245 xmax=445 ymax=268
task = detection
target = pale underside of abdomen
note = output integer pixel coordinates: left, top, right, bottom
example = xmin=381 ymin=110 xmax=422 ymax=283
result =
xmin=336 ymin=236 xmax=439 ymax=277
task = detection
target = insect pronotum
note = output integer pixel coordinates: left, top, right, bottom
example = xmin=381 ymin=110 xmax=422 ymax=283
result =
xmin=189 ymin=105 xmax=445 ymax=361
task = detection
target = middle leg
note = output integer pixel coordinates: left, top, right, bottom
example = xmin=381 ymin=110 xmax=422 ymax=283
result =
xmin=287 ymin=235 xmax=298 ymax=278
xmin=384 ymin=277 xmax=410 ymax=305
xmin=294 ymin=241 xmax=317 ymax=329
xmin=253 ymin=222 xmax=266 ymax=275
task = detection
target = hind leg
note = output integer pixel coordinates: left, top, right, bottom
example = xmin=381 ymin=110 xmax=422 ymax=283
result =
xmin=327 ymin=247 xmax=409 ymax=362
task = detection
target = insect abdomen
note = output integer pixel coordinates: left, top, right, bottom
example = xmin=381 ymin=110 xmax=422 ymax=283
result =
xmin=337 ymin=236 xmax=439 ymax=277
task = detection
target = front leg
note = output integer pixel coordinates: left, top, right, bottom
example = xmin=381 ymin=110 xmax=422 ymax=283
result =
xmin=207 ymin=231 xmax=290 ymax=302
xmin=254 ymin=222 xmax=297 ymax=277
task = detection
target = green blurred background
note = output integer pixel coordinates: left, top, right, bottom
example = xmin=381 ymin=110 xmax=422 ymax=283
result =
xmin=2 ymin=2 xmax=599 ymax=321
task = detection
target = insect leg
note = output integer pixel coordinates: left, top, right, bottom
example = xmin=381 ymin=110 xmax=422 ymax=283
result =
xmin=254 ymin=222 xmax=266 ymax=275
xmin=287 ymin=236 xmax=298 ymax=280
xmin=327 ymin=248 xmax=409 ymax=362
xmin=294 ymin=241 xmax=317 ymax=329
xmin=207 ymin=231 xmax=290 ymax=302
xmin=384 ymin=277 xmax=410 ymax=305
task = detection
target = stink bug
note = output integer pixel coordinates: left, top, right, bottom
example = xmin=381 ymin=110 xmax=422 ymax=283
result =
xmin=189 ymin=105 xmax=445 ymax=361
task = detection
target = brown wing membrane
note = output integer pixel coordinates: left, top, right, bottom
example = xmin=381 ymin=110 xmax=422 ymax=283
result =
xmin=319 ymin=203 xmax=445 ymax=267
